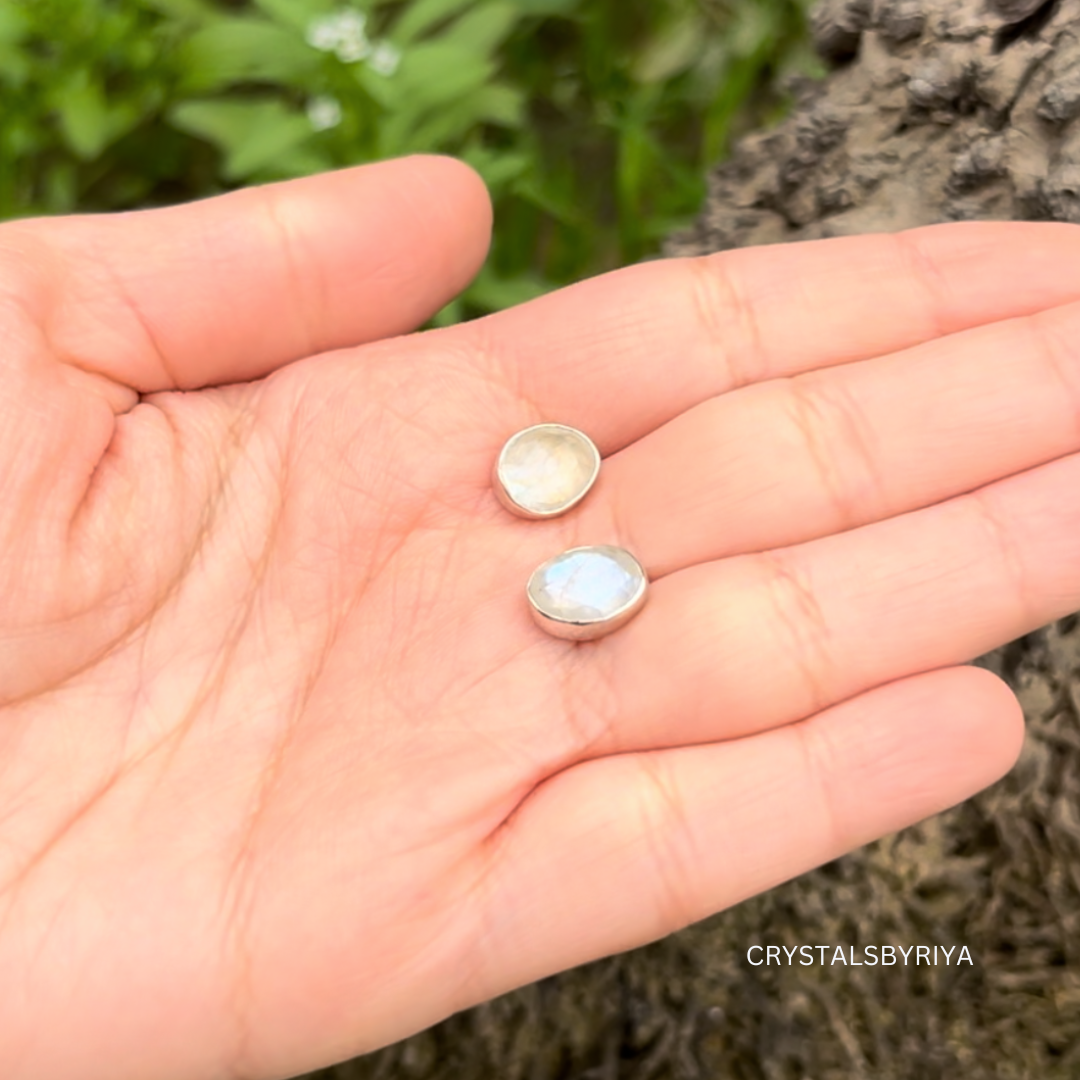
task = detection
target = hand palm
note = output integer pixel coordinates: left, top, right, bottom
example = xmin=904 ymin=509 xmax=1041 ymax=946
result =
xmin=3 ymin=157 xmax=1079 ymax=1080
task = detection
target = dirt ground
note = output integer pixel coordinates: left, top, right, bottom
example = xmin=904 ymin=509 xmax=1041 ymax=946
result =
xmin=304 ymin=1 xmax=1080 ymax=1075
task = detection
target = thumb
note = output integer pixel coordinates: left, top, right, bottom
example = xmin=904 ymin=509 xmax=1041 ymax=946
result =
xmin=0 ymin=154 xmax=492 ymax=394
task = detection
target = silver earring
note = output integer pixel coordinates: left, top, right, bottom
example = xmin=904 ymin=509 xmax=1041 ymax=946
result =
xmin=493 ymin=423 xmax=600 ymax=519
xmin=526 ymin=544 xmax=648 ymax=641
xmin=492 ymin=423 xmax=648 ymax=640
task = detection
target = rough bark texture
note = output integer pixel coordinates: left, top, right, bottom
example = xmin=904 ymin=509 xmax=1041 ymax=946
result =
xmin=667 ymin=0 xmax=1080 ymax=252
xmin=308 ymin=2 xmax=1080 ymax=1076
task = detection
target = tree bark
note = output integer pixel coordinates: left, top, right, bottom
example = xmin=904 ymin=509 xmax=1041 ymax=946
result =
xmin=668 ymin=0 xmax=1080 ymax=255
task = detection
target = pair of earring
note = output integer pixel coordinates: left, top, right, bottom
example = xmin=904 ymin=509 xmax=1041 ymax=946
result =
xmin=493 ymin=423 xmax=648 ymax=642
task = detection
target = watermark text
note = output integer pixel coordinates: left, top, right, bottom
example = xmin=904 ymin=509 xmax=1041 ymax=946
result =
xmin=746 ymin=945 xmax=973 ymax=967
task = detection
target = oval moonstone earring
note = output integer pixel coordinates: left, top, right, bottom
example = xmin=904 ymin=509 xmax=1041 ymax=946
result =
xmin=493 ymin=423 xmax=601 ymax=519
xmin=527 ymin=545 xmax=648 ymax=641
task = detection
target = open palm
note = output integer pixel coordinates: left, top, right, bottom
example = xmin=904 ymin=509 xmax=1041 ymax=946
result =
xmin=3 ymin=156 xmax=1079 ymax=1080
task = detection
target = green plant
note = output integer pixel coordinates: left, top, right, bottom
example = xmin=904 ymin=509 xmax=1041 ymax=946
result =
xmin=0 ymin=0 xmax=820 ymax=321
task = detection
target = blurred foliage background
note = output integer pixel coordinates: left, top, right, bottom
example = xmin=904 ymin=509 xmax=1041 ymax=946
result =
xmin=0 ymin=0 xmax=820 ymax=321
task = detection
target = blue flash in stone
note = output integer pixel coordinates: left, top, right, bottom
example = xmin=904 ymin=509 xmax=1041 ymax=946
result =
xmin=527 ymin=545 xmax=648 ymax=641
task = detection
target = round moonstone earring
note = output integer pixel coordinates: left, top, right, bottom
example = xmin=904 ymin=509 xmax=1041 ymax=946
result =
xmin=493 ymin=423 xmax=601 ymax=519
xmin=527 ymin=545 xmax=648 ymax=641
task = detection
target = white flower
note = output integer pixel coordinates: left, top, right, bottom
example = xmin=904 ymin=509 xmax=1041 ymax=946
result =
xmin=305 ymin=9 xmax=371 ymax=63
xmin=307 ymin=95 xmax=343 ymax=131
xmin=367 ymin=40 xmax=401 ymax=77
xmin=305 ymin=15 xmax=341 ymax=52
xmin=335 ymin=27 xmax=372 ymax=63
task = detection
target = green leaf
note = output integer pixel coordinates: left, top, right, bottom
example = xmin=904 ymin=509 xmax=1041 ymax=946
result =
xmin=107 ymin=97 xmax=158 ymax=147
xmin=140 ymin=0 xmax=219 ymax=23
xmin=0 ymin=43 xmax=30 ymax=87
xmin=391 ymin=82 xmax=522 ymax=151
xmin=505 ymin=0 xmax=577 ymax=13
xmin=439 ymin=1 xmax=522 ymax=56
xmin=511 ymin=175 xmax=589 ymax=229
xmin=2 ymin=117 xmax=43 ymax=160
xmin=398 ymin=41 xmax=493 ymax=102
xmin=458 ymin=146 xmax=530 ymax=191
xmin=430 ymin=296 xmax=463 ymax=327
xmin=468 ymin=82 xmax=523 ymax=125
xmin=354 ymin=62 xmax=398 ymax=109
xmin=374 ymin=48 xmax=498 ymax=154
xmin=177 ymin=17 xmax=320 ymax=92
xmin=53 ymin=70 xmax=111 ymax=159
xmin=251 ymin=0 xmax=336 ymax=33
xmin=245 ymin=142 xmax=336 ymax=181
xmin=730 ymin=3 xmax=783 ymax=57
xmin=392 ymin=0 xmax=480 ymax=43
xmin=634 ymin=13 xmax=707 ymax=83
xmin=0 ymin=3 xmax=29 ymax=43
xmin=464 ymin=265 xmax=551 ymax=312
xmin=168 ymin=98 xmax=315 ymax=180
xmin=44 ymin=161 xmax=77 ymax=213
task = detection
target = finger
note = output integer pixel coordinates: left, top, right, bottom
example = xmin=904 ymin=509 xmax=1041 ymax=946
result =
xmin=0 ymin=155 xmax=491 ymax=392
xmin=574 ymin=297 xmax=1080 ymax=576
xmin=467 ymin=222 xmax=1080 ymax=449
xmin=595 ymin=447 xmax=1080 ymax=754
xmin=468 ymin=665 xmax=1021 ymax=997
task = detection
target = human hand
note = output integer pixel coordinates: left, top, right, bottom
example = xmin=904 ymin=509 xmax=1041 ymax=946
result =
xmin=2 ymin=156 xmax=1079 ymax=1080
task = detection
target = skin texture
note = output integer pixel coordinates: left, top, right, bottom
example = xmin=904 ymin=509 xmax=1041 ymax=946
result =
xmin=1 ymin=154 xmax=1080 ymax=1079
